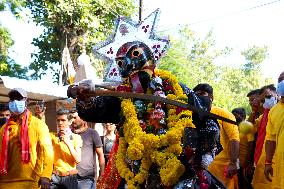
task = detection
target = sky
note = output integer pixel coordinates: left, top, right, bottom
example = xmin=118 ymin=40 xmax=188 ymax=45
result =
xmin=0 ymin=0 xmax=283 ymax=82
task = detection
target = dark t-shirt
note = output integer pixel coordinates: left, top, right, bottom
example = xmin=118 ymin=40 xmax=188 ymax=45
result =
xmin=77 ymin=128 xmax=103 ymax=178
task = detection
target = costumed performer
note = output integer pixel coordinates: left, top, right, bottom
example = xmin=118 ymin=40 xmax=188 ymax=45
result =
xmin=67 ymin=9 xmax=229 ymax=189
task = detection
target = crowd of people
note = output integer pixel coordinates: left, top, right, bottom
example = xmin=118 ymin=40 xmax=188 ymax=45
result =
xmin=0 ymin=71 xmax=283 ymax=189
xmin=0 ymin=88 xmax=118 ymax=189
xmin=0 ymin=70 xmax=283 ymax=189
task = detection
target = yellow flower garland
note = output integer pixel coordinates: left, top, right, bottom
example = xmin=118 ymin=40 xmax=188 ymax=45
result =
xmin=115 ymin=69 xmax=195 ymax=188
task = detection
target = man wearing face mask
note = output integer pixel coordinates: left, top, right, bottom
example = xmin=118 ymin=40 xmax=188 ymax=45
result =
xmin=0 ymin=88 xmax=54 ymax=189
xmin=252 ymin=84 xmax=278 ymax=188
xmin=264 ymin=71 xmax=284 ymax=189
xmin=0 ymin=104 xmax=10 ymax=127
xmin=193 ymin=83 xmax=240 ymax=189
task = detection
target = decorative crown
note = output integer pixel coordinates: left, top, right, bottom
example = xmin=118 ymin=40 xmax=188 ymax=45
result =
xmin=93 ymin=9 xmax=170 ymax=82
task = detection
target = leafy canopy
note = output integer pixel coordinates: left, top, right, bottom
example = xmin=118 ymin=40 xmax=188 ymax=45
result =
xmin=0 ymin=23 xmax=28 ymax=79
xmin=24 ymin=0 xmax=136 ymax=81
xmin=158 ymin=26 xmax=271 ymax=113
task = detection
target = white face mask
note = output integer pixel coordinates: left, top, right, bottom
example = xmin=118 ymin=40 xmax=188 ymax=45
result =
xmin=263 ymin=96 xmax=277 ymax=109
xmin=8 ymin=100 xmax=26 ymax=115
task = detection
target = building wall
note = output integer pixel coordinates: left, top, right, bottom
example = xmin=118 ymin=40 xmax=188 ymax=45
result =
xmin=28 ymin=100 xmax=57 ymax=132
xmin=45 ymin=100 xmax=57 ymax=132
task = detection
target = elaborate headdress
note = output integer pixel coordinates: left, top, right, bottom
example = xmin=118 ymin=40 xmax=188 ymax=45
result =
xmin=93 ymin=9 xmax=170 ymax=82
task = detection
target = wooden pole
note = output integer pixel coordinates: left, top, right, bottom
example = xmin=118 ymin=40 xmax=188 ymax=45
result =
xmin=139 ymin=0 xmax=143 ymax=22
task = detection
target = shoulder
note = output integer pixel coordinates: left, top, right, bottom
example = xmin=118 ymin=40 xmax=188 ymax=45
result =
xmin=211 ymin=106 xmax=236 ymax=125
xmin=72 ymin=132 xmax=81 ymax=137
xmin=30 ymin=116 xmax=47 ymax=127
xmin=72 ymin=133 xmax=83 ymax=141
xmin=211 ymin=106 xmax=233 ymax=117
xmin=30 ymin=116 xmax=50 ymax=132
xmin=49 ymin=132 xmax=57 ymax=140
xmin=86 ymin=128 xmax=100 ymax=136
xmin=270 ymin=102 xmax=283 ymax=112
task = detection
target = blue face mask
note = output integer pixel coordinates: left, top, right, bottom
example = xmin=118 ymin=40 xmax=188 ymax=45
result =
xmin=263 ymin=96 xmax=277 ymax=109
xmin=277 ymin=80 xmax=284 ymax=96
xmin=9 ymin=100 xmax=26 ymax=115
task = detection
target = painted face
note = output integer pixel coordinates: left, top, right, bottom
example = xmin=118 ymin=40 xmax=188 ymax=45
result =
xmin=115 ymin=41 xmax=154 ymax=78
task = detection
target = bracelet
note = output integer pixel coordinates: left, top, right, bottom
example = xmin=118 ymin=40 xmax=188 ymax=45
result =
xmin=265 ymin=160 xmax=273 ymax=165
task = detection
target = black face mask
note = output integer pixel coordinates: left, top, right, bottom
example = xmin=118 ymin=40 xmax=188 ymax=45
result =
xmin=197 ymin=95 xmax=212 ymax=111
xmin=0 ymin=117 xmax=8 ymax=127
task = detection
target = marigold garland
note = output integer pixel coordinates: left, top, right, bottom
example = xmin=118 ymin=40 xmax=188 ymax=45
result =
xmin=115 ymin=69 xmax=195 ymax=187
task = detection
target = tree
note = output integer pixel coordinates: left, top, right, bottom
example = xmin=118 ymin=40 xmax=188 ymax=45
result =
xmin=158 ymin=26 xmax=271 ymax=112
xmin=158 ymin=26 xmax=230 ymax=88
xmin=241 ymin=46 xmax=269 ymax=89
xmin=0 ymin=23 xmax=28 ymax=79
xmin=23 ymin=0 xmax=136 ymax=82
xmin=0 ymin=0 xmax=25 ymax=17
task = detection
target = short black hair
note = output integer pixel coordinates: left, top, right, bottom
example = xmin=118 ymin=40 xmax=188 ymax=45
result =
xmin=193 ymin=83 xmax=213 ymax=96
xmin=259 ymin=84 xmax=276 ymax=95
xmin=232 ymin=108 xmax=246 ymax=119
xmin=0 ymin=104 xmax=9 ymax=112
xmin=246 ymin=89 xmax=260 ymax=97
xmin=56 ymin=109 xmax=73 ymax=120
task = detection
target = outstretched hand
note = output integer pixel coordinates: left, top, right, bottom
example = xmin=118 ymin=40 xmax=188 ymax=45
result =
xmin=67 ymin=80 xmax=95 ymax=99
xmin=225 ymin=163 xmax=238 ymax=178
xmin=264 ymin=164 xmax=273 ymax=182
xmin=244 ymin=162 xmax=254 ymax=178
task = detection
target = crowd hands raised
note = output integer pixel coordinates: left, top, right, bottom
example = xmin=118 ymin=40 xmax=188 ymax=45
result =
xmin=0 ymin=71 xmax=283 ymax=189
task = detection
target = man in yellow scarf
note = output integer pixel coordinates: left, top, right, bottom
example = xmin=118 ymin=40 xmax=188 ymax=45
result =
xmin=0 ymin=88 xmax=54 ymax=189
xmin=264 ymin=71 xmax=284 ymax=189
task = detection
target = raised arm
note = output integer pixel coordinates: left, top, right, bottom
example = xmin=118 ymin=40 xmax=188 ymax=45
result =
xmin=67 ymin=83 xmax=121 ymax=123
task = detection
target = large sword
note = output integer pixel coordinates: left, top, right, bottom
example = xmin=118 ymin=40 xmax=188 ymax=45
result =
xmin=79 ymin=84 xmax=237 ymax=125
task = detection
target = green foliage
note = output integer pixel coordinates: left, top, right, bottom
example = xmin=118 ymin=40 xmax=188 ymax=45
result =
xmin=0 ymin=0 xmax=25 ymax=17
xmin=159 ymin=27 xmax=226 ymax=88
xmin=241 ymin=46 xmax=268 ymax=73
xmin=159 ymin=26 xmax=270 ymax=113
xmin=0 ymin=25 xmax=14 ymax=56
xmin=0 ymin=24 xmax=28 ymax=79
xmin=241 ymin=46 xmax=269 ymax=89
xmin=24 ymin=0 xmax=136 ymax=81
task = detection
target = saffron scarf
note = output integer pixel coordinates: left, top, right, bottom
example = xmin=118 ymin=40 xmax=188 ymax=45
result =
xmin=254 ymin=109 xmax=269 ymax=165
xmin=0 ymin=110 xmax=31 ymax=175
